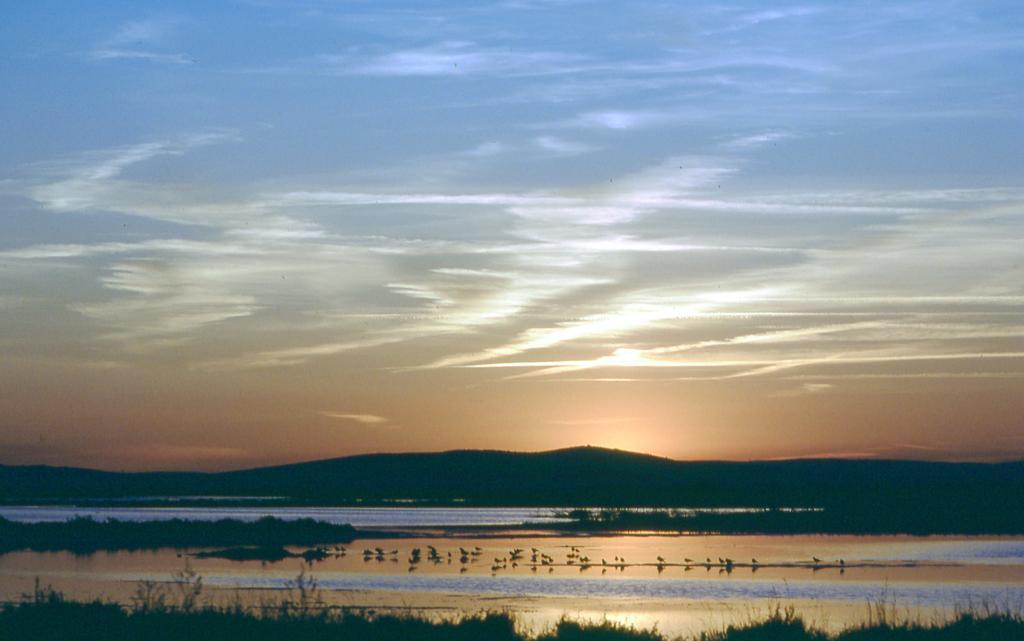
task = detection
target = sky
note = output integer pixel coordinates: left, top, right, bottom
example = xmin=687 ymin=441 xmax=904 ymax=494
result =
xmin=1 ymin=1 xmax=1022 ymax=471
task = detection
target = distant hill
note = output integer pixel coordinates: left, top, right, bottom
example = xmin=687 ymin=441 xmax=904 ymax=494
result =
xmin=3 ymin=447 xmax=1024 ymax=514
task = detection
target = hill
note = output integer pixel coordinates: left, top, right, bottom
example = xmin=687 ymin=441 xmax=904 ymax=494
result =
xmin=3 ymin=447 xmax=1024 ymax=514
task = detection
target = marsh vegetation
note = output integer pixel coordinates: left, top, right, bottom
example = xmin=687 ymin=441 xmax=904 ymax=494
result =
xmin=3 ymin=576 xmax=1022 ymax=641
xmin=0 ymin=516 xmax=360 ymax=555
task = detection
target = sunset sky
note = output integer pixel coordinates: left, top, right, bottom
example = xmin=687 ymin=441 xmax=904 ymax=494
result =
xmin=1 ymin=1 xmax=1022 ymax=470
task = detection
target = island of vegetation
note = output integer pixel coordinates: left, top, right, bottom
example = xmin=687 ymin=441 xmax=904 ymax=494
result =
xmin=0 ymin=516 xmax=362 ymax=555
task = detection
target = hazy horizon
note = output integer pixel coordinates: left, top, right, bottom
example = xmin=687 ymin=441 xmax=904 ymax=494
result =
xmin=2 ymin=2 xmax=1022 ymax=471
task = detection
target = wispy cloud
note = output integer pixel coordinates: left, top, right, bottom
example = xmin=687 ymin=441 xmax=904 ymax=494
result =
xmin=204 ymin=336 xmax=409 ymax=370
xmin=272 ymin=190 xmax=574 ymax=208
xmin=476 ymin=352 xmax=1024 ymax=381
xmin=719 ymin=130 xmax=793 ymax=150
xmin=30 ymin=131 xmax=237 ymax=214
xmin=770 ymin=382 xmax=833 ymax=398
xmin=10 ymin=129 xmax=1023 ymax=392
xmin=319 ymin=412 xmax=393 ymax=426
xmin=89 ymin=18 xmax=193 ymax=65
xmin=730 ymin=7 xmax=824 ymax=30
xmin=561 ymin=110 xmax=670 ymax=131
xmin=462 ymin=141 xmax=508 ymax=157
xmin=786 ymin=372 xmax=1024 ymax=380
xmin=318 ymin=41 xmax=584 ymax=77
xmin=532 ymin=136 xmax=599 ymax=156
xmin=71 ymin=258 xmax=259 ymax=349
xmin=548 ymin=416 xmax=641 ymax=426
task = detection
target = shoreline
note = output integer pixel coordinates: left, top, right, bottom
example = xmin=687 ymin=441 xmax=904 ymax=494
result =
xmin=6 ymin=515 xmax=1024 ymax=557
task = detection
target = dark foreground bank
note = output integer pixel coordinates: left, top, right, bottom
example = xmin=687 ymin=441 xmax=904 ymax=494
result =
xmin=0 ymin=516 xmax=364 ymax=554
xmin=2 ymin=587 xmax=1022 ymax=641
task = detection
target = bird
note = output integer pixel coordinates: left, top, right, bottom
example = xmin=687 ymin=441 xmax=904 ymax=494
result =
xmin=751 ymin=558 xmax=759 ymax=565
xmin=684 ymin=558 xmax=694 ymax=563
xmin=656 ymin=556 xmax=666 ymax=563
xmin=812 ymin=557 xmax=822 ymax=563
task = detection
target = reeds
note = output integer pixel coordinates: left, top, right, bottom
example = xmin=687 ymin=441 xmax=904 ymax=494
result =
xmin=3 ymin=574 xmax=1022 ymax=641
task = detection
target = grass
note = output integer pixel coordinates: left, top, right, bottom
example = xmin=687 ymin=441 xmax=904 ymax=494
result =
xmin=0 ymin=516 xmax=361 ymax=554
xmin=1 ymin=575 xmax=1022 ymax=641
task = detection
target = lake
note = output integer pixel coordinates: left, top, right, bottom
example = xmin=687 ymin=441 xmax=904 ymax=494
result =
xmin=0 ymin=506 xmax=572 ymax=527
xmin=2 ymin=507 xmax=1022 ymax=637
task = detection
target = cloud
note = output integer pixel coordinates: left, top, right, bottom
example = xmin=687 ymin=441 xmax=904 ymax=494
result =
xmin=71 ymin=258 xmax=259 ymax=349
xmin=770 ymin=382 xmax=833 ymax=398
xmin=787 ymin=372 xmax=1024 ymax=380
xmin=89 ymin=18 xmax=193 ymax=65
xmin=107 ymin=18 xmax=176 ymax=45
xmin=203 ymin=336 xmax=409 ymax=370
xmin=562 ymin=110 xmax=669 ymax=130
xmin=548 ymin=417 xmax=641 ymax=426
xmin=731 ymin=7 xmax=824 ymax=29
xmin=473 ymin=352 xmax=1024 ymax=382
xmin=462 ymin=141 xmax=508 ymax=157
xmin=532 ymin=136 xmax=599 ymax=156
xmin=11 ymin=129 xmax=1023 ymax=386
xmin=90 ymin=50 xmax=193 ymax=65
xmin=720 ymin=131 xmax=792 ymax=150
xmin=645 ymin=321 xmax=887 ymax=356
xmin=273 ymin=190 xmax=574 ymax=208
xmin=321 ymin=41 xmax=584 ymax=77
xmin=319 ymin=412 xmax=392 ymax=426
xmin=30 ymin=131 xmax=237 ymax=214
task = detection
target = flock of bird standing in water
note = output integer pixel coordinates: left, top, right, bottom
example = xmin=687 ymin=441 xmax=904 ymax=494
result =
xmin=305 ymin=545 xmax=851 ymax=576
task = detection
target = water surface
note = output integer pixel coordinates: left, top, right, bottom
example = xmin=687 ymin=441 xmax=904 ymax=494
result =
xmin=0 ymin=506 xmax=570 ymax=527
xmin=3 ymin=508 xmax=1023 ymax=636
